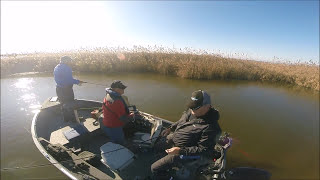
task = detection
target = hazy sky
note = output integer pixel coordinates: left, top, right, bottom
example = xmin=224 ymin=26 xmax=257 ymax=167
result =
xmin=1 ymin=1 xmax=319 ymax=63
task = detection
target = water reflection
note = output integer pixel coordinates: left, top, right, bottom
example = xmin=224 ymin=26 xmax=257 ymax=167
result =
xmin=29 ymin=105 xmax=41 ymax=109
xmin=13 ymin=78 xmax=34 ymax=90
xmin=29 ymin=105 xmax=41 ymax=114
xmin=12 ymin=78 xmax=41 ymax=114
xmin=21 ymin=93 xmax=36 ymax=101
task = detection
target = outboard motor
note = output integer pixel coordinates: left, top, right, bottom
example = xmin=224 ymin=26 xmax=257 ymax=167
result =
xmin=195 ymin=133 xmax=233 ymax=180
xmin=172 ymin=132 xmax=272 ymax=180
xmin=221 ymin=167 xmax=272 ymax=180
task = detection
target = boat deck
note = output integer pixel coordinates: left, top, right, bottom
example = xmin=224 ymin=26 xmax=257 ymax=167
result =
xmin=34 ymin=98 xmax=167 ymax=179
xmin=50 ymin=117 xmax=100 ymax=145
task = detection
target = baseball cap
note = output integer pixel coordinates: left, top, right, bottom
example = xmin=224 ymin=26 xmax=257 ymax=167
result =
xmin=110 ymin=80 xmax=127 ymax=89
xmin=187 ymin=90 xmax=211 ymax=110
xmin=60 ymin=56 xmax=73 ymax=63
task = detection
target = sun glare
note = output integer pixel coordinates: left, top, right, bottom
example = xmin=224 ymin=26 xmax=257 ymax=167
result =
xmin=1 ymin=1 xmax=122 ymax=54
xmin=13 ymin=78 xmax=34 ymax=90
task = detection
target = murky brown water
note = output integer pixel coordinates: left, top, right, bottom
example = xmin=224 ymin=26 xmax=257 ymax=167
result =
xmin=1 ymin=72 xmax=319 ymax=180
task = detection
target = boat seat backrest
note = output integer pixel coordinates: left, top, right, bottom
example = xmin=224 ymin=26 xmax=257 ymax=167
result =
xmin=132 ymin=119 xmax=162 ymax=147
xmin=100 ymin=142 xmax=134 ymax=172
xmin=150 ymin=119 xmax=162 ymax=145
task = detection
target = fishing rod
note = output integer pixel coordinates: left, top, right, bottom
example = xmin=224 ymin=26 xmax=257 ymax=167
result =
xmin=82 ymin=81 xmax=107 ymax=87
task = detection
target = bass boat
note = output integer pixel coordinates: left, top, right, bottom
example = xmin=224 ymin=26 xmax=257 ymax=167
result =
xmin=31 ymin=97 xmax=271 ymax=180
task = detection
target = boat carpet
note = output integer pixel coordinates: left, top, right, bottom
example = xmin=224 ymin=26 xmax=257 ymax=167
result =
xmin=39 ymin=137 xmax=119 ymax=180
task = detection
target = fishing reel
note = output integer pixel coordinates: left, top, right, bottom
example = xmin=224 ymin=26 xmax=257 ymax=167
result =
xmin=217 ymin=132 xmax=232 ymax=149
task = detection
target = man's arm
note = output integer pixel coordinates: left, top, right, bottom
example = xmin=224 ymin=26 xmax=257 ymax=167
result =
xmin=170 ymin=110 xmax=189 ymax=131
xmin=65 ymin=66 xmax=80 ymax=85
xmin=162 ymin=111 xmax=189 ymax=137
xmin=111 ymin=100 xmax=133 ymax=123
xmin=179 ymin=126 xmax=216 ymax=156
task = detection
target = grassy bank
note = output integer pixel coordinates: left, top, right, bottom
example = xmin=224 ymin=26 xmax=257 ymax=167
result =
xmin=1 ymin=47 xmax=319 ymax=91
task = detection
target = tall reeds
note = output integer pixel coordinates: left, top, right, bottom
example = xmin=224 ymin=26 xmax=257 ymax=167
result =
xmin=1 ymin=47 xmax=319 ymax=91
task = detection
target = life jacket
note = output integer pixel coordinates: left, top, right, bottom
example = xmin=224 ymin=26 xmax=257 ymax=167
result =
xmin=102 ymin=90 xmax=130 ymax=128
xmin=103 ymin=93 xmax=129 ymax=115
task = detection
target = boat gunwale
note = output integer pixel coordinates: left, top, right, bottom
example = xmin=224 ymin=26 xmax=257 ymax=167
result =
xmin=31 ymin=110 xmax=79 ymax=180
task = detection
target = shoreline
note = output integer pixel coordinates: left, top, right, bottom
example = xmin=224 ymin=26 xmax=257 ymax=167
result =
xmin=1 ymin=48 xmax=319 ymax=91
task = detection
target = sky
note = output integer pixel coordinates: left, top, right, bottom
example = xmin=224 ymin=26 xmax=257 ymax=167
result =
xmin=1 ymin=1 xmax=319 ymax=63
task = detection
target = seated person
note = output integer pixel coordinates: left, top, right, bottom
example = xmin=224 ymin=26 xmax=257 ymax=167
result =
xmin=101 ymin=80 xmax=135 ymax=145
xmin=151 ymin=90 xmax=222 ymax=179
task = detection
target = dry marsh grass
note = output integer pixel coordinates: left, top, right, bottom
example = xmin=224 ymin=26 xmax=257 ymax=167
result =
xmin=1 ymin=47 xmax=319 ymax=91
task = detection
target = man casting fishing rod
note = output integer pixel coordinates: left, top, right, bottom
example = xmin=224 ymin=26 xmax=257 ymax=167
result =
xmin=54 ymin=56 xmax=86 ymax=103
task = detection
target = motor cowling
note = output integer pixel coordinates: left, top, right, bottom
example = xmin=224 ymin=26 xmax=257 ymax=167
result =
xmin=222 ymin=167 xmax=271 ymax=180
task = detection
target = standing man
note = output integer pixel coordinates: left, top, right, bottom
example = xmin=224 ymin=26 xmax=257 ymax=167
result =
xmin=54 ymin=56 xmax=84 ymax=103
xmin=151 ymin=90 xmax=222 ymax=179
xmin=101 ymin=80 xmax=134 ymax=145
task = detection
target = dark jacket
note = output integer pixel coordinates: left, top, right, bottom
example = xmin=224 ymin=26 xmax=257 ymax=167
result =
xmin=170 ymin=108 xmax=221 ymax=156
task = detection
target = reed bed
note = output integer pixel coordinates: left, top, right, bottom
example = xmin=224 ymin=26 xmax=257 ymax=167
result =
xmin=1 ymin=47 xmax=319 ymax=91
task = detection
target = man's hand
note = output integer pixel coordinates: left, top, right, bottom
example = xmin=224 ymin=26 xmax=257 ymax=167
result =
xmin=129 ymin=112 xmax=136 ymax=122
xmin=161 ymin=128 xmax=171 ymax=137
xmin=129 ymin=112 xmax=135 ymax=117
xmin=165 ymin=147 xmax=180 ymax=155
xmin=78 ymin=80 xmax=86 ymax=86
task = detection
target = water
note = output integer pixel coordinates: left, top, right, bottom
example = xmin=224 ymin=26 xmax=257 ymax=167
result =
xmin=1 ymin=72 xmax=319 ymax=180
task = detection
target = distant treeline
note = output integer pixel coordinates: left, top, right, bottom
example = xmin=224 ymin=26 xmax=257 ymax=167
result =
xmin=1 ymin=47 xmax=319 ymax=91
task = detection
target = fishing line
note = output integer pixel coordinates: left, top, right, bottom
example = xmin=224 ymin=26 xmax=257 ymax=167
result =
xmin=77 ymin=107 xmax=101 ymax=110
xmin=24 ymin=127 xmax=31 ymax=135
xmin=230 ymin=137 xmax=251 ymax=159
xmin=24 ymin=176 xmax=66 ymax=180
xmin=82 ymin=81 xmax=107 ymax=87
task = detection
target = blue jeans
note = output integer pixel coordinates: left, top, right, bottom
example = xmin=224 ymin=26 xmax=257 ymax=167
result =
xmin=100 ymin=120 xmax=126 ymax=145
